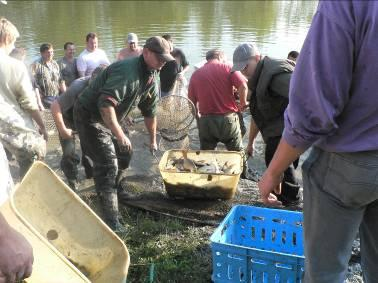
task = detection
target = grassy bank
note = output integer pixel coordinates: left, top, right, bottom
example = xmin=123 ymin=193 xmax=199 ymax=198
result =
xmin=120 ymin=206 xmax=214 ymax=283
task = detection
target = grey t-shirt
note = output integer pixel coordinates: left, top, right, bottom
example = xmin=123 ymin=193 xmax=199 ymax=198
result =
xmin=57 ymin=76 xmax=89 ymax=126
xmin=58 ymin=57 xmax=79 ymax=87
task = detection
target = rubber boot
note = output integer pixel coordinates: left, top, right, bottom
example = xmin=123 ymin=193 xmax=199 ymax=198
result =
xmin=101 ymin=191 xmax=127 ymax=234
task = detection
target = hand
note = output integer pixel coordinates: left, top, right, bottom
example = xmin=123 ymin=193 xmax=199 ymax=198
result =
xmin=0 ymin=225 xmax=33 ymax=282
xmin=60 ymin=127 xmax=74 ymax=140
xmin=39 ymin=127 xmax=48 ymax=141
xmin=238 ymin=101 xmax=249 ymax=112
xmin=117 ymin=133 xmax=132 ymax=152
xmin=258 ymin=170 xmax=283 ymax=206
xmin=176 ymin=72 xmax=184 ymax=82
xmin=150 ymin=142 xmax=157 ymax=154
xmin=246 ymin=144 xmax=254 ymax=158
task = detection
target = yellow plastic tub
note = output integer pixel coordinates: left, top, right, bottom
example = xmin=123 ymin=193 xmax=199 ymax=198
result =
xmin=158 ymin=150 xmax=243 ymax=199
xmin=8 ymin=161 xmax=130 ymax=283
xmin=0 ymin=199 xmax=90 ymax=283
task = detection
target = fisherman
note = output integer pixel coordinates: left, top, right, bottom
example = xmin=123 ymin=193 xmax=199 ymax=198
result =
xmin=259 ymin=1 xmax=378 ymax=281
xmin=31 ymin=43 xmax=66 ymax=108
xmin=117 ymin=32 xmax=143 ymax=61
xmin=73 ymin=36 xmax=173 ymax=232
xmin=0 ymin=17 xmax=47 ymax=179
xmin=50 ymin=66 xmax=107 ymax=191
xmin=58 ymin=42 xmax=79 ymax=87
xmin=77 ymin=32 xmax=110 ymax=77
xmin=159 ymin=34 xmax=189 ymax=97
xmin=231 ymin=43 xmax=300 ymax=206
xmin=188 ymin=49 xmax=253 ymax=180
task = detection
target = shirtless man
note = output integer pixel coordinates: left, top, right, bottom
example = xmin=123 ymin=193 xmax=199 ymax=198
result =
xmin=116 ymin=33 xmax=143 ymax=61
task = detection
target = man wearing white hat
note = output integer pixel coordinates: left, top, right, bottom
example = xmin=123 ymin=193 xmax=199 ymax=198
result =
xmin=117 ymin=32 xmax=143 ymax=61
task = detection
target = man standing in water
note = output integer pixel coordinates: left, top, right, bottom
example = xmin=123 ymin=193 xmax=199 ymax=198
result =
xmin=117 ymin=33 xmax=143 ymax=61
xmin=74 ymin=36 xmax=173 ymax=232
xmin=77 ymin=32 xmax=110 ymax=77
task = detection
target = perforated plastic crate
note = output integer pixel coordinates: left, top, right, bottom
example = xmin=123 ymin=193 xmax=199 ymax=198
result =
xmin=210 ymin=205 xmax=304 ymax=282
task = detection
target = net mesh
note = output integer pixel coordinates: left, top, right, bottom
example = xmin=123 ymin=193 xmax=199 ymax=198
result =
xmin=156 ymin=94 xmax=195 ymax=143
xmin=40 ymin=110 xmax=61 ymax=152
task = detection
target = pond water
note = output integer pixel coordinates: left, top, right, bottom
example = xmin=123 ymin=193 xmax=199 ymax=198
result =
xmin=1 ymin=0 xmax=318 ymax=76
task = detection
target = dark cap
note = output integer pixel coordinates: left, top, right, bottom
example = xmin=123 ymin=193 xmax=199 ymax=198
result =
xmin=144 ymin=36 xmax=174 ymax=62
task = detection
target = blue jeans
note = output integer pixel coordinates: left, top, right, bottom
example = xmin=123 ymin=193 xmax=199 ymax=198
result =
xmin=302 ymin=147 xmax=378 ymax=283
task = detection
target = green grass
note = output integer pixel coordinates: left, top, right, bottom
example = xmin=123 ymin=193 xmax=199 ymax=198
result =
xmin=119 ymin=206 xmax=214 ymax=283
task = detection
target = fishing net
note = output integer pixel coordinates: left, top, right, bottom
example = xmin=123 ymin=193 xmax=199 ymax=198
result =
xmin=40 ymin=109 xmax=61 ymax=152
xmin=156 ymin=94 xmax=195 ymax=150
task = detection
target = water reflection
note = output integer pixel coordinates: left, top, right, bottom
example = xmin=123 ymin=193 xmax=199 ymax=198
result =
xmin=1 ymin=1 xmax=317 ymax=74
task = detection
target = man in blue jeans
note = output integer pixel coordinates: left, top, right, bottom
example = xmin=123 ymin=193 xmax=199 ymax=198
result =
xmin=258 ymin=1 xmax=378 ymax=282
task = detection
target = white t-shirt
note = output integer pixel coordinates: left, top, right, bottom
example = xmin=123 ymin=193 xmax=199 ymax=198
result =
xmin=77 ymin=48 xmax=110 ymax=77
xmin=0 ymin=143 xmax=13 ymax=206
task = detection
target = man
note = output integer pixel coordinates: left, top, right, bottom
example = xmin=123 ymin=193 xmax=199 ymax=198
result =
xmin=74 ymin=36 xmax=173 ymax=232
xmin=0 ymin=142 xmax=33 ymax=282
xmin=31 ymin=43 xmax=66 ymax=108
xmin=117 ymin=33 xmax=143 ymax=61
xmin=50 ymin=67 xmax=107 ymax=191
xmin=0 ymin=18 xmax=47 ymax=179
xmin=231 ymin=43 xmax=300 ymax=205
xmin=58 ymin=42 xmax=79 ymax=87
xmin=159 ymin=34 xmax=189 ymax=97
xmin=77 ymin=32 xmax=110 ymax=77
xmin=188 ymin=49 xmax=251 ymax=178
xmin=258 ymin=2 xmax=378 ymax=282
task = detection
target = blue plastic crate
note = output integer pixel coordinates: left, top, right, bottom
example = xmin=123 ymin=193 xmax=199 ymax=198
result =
xmin=210 ymin=205 xmax=304 ymax=283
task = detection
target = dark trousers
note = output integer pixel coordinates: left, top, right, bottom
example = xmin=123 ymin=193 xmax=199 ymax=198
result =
xmin=74 ymin=102 xmax=132 ymax=227
xmin=265 ymin=136 xmax=300 ymax=202
xmin=59 ymin=136 xmax=80 ymax=181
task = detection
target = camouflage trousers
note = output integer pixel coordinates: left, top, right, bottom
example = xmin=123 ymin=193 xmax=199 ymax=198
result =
xmin=0 ymin=129 xmax=46 ymax=178
xmin=74 ymin=102 xmax=132 ymax=227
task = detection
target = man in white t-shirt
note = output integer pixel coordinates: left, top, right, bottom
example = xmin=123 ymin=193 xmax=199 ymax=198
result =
xmin=77 ymin=32 xmax=110 ymax=77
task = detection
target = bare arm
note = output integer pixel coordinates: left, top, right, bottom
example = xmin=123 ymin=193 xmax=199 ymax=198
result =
xmin=144 ymin=116 xmax=157 ymax=152
xmin=246 ymin=118 xmax=259 ymax=157
xmin=50 ymin=100 xmax=73 ymax=139
xmin=28 ymin=110 xmax=48 ymax=141
xmin=100 ymin=106 xmax=131 ymax=150
xmin=0 ymin=212 xmax=34 ymax=282
xmin=258 ymin=138 xmax=305 ymax=206
xmin=237 ymin=82 xmax=248 ymax=110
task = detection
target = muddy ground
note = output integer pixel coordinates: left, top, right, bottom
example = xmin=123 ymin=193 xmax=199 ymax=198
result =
xmin=12 ymin=113 xmax=363 ymax=282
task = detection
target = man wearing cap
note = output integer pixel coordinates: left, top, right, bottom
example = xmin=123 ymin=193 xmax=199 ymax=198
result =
xmin=188 ymin=49 xmax=253 ymax=179
xmin=73 ymin=36 xmax=173 ymax=232
xmin=117 ymin=33 xmax=143 ymax=61
xmin=231 ymin=43 xmax=300 ymax=206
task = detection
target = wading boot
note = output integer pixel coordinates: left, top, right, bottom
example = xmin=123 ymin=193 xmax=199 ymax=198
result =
xmin=101 ymin=192 xmax=127 ymax=235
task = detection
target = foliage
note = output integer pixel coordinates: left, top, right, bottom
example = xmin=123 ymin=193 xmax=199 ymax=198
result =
xmin=120 ymin=207 xmax=213 ymax=283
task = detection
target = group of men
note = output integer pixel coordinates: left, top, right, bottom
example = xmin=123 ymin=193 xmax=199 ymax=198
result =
xmin=2 ymin=0 xmax=378 ymax=281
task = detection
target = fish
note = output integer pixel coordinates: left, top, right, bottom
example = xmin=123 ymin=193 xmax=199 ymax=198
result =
xmin=182 ymin=150 xmax=197 ymax=172
xmin=222 ymin=161 xmax=238 ymax=174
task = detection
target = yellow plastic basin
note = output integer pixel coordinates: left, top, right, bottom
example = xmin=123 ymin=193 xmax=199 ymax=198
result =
xmin=158 ymin=150 xmax=243 ymax=199
xmin=7 ymin=161 xmax=129 ymax=282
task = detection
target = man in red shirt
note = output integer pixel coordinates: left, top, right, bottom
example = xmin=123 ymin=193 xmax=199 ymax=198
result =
xmin=188 ymin=49 xmax=251 ymax=178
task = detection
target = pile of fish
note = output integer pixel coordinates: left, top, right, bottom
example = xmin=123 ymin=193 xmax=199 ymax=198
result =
xmin=164 ymin=151 xmax=239 ymax=174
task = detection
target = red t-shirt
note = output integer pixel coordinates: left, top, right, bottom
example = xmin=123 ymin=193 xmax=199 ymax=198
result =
xmin=188 ymin=60 xmax=246 ymax=115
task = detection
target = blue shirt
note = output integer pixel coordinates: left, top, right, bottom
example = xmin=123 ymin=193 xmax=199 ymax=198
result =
xmin=283 ymin=1 xmax=378 ymax=152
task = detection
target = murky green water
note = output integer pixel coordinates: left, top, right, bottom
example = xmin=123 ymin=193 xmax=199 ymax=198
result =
xmin=1 ymin=1 xmax=317 ymax=76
